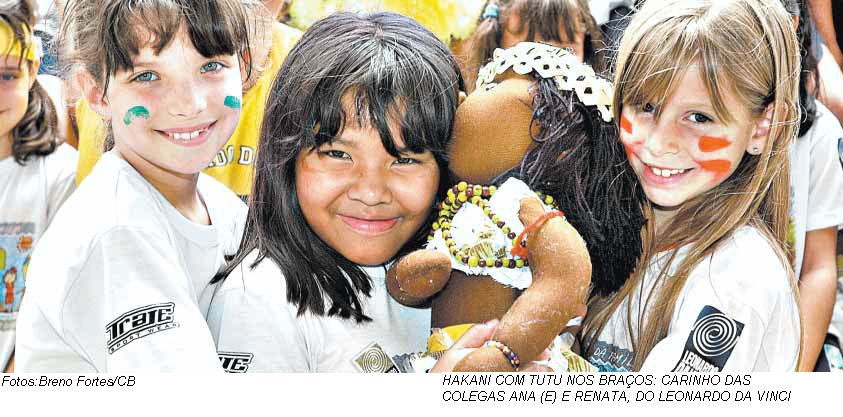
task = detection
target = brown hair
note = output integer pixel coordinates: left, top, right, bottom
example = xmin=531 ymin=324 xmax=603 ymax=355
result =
xmin=2 ymin=0 xmax=59 ymax=165
xmin=464 ymin=0 xmax=604 ymax=89
xmin=582 ymin=0 xmax=802 ymax=370
xmin=59 ymin=0 xmax=259 ymax=150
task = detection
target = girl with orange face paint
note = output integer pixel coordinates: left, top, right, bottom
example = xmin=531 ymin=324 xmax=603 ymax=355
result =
xmin=582 ymin=0 xmax=803 ymax=372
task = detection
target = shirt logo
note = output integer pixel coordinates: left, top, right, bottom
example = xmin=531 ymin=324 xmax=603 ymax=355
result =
xmin=351 ymin=342 xmax=399 ymax=373
xmin=672 ymin=305 xmax=744 ymax=372
xmin=218 ymin=351 xmax=254 ymax=373
xmin=106 ymin=302 xmax=179 ymax=354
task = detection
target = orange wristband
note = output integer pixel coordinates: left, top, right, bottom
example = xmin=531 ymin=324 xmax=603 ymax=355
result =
xmin=510 ymin=210 xmax=565 ymax=259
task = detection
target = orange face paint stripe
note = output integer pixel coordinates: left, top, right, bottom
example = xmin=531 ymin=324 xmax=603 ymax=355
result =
xmin=620 ymin=114 xmax=633 ymax=134
xmin=698 ymin=136 xmax=731 ymax=153
xmin=698 ymin=159 xmax=731 ymax=174
xmin=623 ymin=143 xmax=634 ymax=160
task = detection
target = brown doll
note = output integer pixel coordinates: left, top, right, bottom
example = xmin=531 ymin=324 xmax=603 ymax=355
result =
xmin=387 ymin=43 xmax=645 ymax=372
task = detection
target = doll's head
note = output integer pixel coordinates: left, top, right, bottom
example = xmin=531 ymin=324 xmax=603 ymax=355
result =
xmin=449 ymin=42 xmax=645 ymax=296
xmin=226 ymin=12 xmax=463 ymax=322
xmin=1 ymin=0 xmax=58 ymax=164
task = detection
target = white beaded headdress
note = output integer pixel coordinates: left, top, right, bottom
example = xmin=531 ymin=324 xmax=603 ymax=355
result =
xmin=475 ymin=42 xmax=614 ymax=122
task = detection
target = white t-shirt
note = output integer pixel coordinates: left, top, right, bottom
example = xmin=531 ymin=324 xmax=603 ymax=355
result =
xmin=789 ymin=102 xmax=843 ymax=278
xmin=207 ymin=251 xmax=432 ymax=372
xmin=15 ymin=151 xmax=246 ymax=372
xmin=587 ymin=227 xmax=800 ymax=372
xmin=0 ymin=144 xmax=77 ymax=369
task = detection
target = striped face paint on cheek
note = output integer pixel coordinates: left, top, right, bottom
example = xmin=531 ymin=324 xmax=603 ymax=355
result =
xmin=696 ymin=136 xmax=733 ymax=181
xmin=697 ymin=159 xmax=732 ymax=180
xmin=620 ymin=114 xmax=633 ymax=134
xmin=619 ymin=114 xmax=642 ymax=160
xmin=698 ymin=136 xmax=732 ymax=152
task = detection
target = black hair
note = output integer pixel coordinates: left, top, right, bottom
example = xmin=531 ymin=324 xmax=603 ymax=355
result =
xmin=788 ymin=0 xmax=818 ymax=137
xmin=2 ymin=0 xmax=59 ymax=165
xmin=495 ymin=76 xmax=646 ymax=296
xmin=214 ymin=12 xmax=464 ymax=322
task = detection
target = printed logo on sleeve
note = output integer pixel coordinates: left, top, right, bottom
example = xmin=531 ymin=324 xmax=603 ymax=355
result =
xmin=106 ymin=302 xmax=179 ymax=354
xmin=218 ymin=351 xmax=254 ymax=373
xmin=672 ymin=305 xmax=744 ymax=372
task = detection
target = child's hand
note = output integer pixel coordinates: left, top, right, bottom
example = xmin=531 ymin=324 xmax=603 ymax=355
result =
xmin=429 ymin=319 xmax=552 ymax=372
xmin=430 ymin=319 xmax=499 ymax=372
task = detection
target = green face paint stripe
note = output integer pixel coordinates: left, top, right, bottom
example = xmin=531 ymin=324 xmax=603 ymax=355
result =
xmin=123 ymin=106 xmax=150 ymax=126
xmin=224 ymin=96 xmax=241 ymax=109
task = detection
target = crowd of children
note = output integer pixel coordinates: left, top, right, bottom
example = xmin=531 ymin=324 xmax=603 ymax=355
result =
xmin=1 ymin=0 xmax=842 ymax=373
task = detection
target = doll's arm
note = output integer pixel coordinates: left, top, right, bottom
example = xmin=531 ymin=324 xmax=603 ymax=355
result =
xmin=386 ymin=250 xmax=452 ymax=306
xmin=454 ymin=197 xmax=591 ymax=371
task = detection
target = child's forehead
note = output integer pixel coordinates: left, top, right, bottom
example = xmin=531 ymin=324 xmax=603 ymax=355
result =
xmin=128 ymin=23 xmax=188 ymax=57
xmin=0 ymin=53 xmax=27 ymax=69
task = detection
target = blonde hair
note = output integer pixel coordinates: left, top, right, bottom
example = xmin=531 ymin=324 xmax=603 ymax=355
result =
xmin=581 ymin=0 xmax=802 ymax=371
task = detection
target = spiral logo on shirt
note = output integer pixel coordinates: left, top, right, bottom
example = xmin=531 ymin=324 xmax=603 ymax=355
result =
xmin=692 ymin=313 xmax=741 ymax=357
xmin=352 ymin=342 xmax=399 ymax=373
xmin=672 ymin=305 xmax=744 ymax=372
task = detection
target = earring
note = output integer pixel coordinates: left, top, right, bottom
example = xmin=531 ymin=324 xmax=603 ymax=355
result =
xmin=752 ymin=146 xmax=760 ymax=155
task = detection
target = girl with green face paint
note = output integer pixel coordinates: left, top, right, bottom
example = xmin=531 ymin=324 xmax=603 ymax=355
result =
xmin=14 ymin=0 xmax=255 ymax=373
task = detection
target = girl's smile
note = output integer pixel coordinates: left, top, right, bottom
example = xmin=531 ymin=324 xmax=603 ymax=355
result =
xmin=155 ymin=121 xmax=216 ymax=147
xmin=639 ymin=161 xmax=693 ymax=185
xmin=337 ymin=214 xmax=401 ymax=235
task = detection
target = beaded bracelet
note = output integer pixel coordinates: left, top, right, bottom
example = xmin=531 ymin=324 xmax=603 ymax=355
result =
xmin=510 ymin=210 xmax=566 ymax=259
xmin=483 ymin=340 xmax=521 ymax=371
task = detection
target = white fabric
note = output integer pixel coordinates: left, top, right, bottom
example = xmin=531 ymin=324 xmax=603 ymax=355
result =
xmin=588 ymin=0 xmax=635 ymax=25
xmin=789 ymin=102 xmax=843 ymax=278
xmin=0 ymin=144 xmax=76 ymax=369
xmin=15 ymin=151 xmax=246 ymax=372
xmin=34 ymin=1 xmax=59 ymax=36
xmin=587 ymin=227 xmax=800 ymax=372
xmin=207 ymin=251 xmax=431 ymax=372
xmin=427 ymin=177 xmax=552 ymax=289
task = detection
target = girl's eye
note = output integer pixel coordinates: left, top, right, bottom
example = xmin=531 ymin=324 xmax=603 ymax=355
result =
xmin=642 ymin=103 xmax=656 ymax=113
xmin=688 ymin=112 xmax=713 ymax=123
xmin=201 ymin=62 xmax=224 ymax=73
xmin=322 ymin=150 xmax=350 ymax=160
xmin=394 ymin=157 xmax=420 ymax=165
xmin=133 ymin=71 xmax=159 ymax=82
xmin=0 ymin=73 xmax=17 ymax=81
